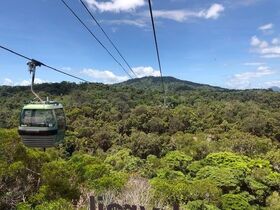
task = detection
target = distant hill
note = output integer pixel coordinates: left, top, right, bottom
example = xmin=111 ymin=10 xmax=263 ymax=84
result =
xmin=116 ymin=76 xmax=226 ymax=92
xmin=270 ymin=86 xmax=280 ymax=92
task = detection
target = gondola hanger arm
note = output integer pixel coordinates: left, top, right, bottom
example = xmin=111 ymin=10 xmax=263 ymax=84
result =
xmin=27 ymin=60 xmax=44 ymax=103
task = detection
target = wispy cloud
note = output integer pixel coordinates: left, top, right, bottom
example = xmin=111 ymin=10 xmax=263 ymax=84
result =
xmin=258 ymin=23 xmax=274 ymax=34
xmin=152 ymin=10 xmax=193 ymax=22
xmin=227 ymin=66 xmax=275 ymax=89
xmin=251 ymin=36 xmax=280 ymax=58
xmin=101 ymin=3 xmax=225 ymax=28
xmin=84 ymin=0 xmax=225 ymax=21
xmin=243 ymin=62 xmax=265 ymax=66
xmin=103 ymin=19 xmax=148 ymax=28
xmin=84 ymin=0 xmax=145 ymax=13
xmin=258 ymin=23 xmax=273 ymax=31
xmin=151 ymin=4 xmax=225 ymax=22
xmin=265 ymin=80 xmax=280 ymax=87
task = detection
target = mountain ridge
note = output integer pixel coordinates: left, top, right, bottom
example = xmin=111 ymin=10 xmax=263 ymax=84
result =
xmin=116 ymin=76 xmax=227 ymax=92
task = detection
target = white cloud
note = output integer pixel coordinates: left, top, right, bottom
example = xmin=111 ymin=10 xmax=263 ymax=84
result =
xmin=132 ymin=66 xmax=160 ymax=77
xmin=203 ymin=3 xmax=225 ymax=19
xmin=251 ymin=36 xmax=280 ymax=58
xmin=251 ymin=36 xmax=261 ymax=46
xmin=19 ymin=78 xmax=48 ymax=86
xmin=227 ymin=66 xmax=275 ymax=89
xmin=152 ymin=3 xmax=225 ymax=22
xmin=265 ymin=80 xmax=280 ymax=87
xmin=261 ymin=54 xmax=280 ymax=58
xmin=234 ymin=66 xmax=274 ymax=80
xmin=82 ymin=68 xmax=129 ymax=83
xmin=259 ymin=41 xmax=269 ymax=48
xmin=2 ymin=78 xmax=13 ymax=86
xmin=250 ymin=36 xmax=268 ymax=48
xmin=84 ymin=0 xmax=224 ymax=19
xmin=1 ymin=78 xmax=48 ymax=86
xmin=258 ymin=23 xmax=273 ymax=31
xmin=260 ymin=47 xmax=280 ymax=55
xmin=81 ymin=66 xmax=160 ymax=83
xmin=272 ymin=38 xmax=280 ymax=45
xmin=84 ymin=0 xmax=145 ymax=13
xmin=243 ymin=62 xmax=265 ymax=66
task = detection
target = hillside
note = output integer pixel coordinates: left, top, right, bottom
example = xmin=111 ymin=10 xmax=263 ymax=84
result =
xmin=0 ymin=77 xmax=280 ymax=209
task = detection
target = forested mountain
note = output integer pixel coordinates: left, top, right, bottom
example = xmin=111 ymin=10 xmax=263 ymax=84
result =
xmin=0 ymin=77 xmax=280 ymax=210
xmin=116 ymin=76 xmax=226 ymax=91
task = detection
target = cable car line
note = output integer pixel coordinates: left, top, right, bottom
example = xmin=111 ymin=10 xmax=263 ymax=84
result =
xmin=147 ymin=0 xmax=166 ymax=105
xmin=0 ymin=45 xmax=33 ymax=61
xmin=79 ymin=0 xmax=138 ymax=78
xmin=0 ymin=45 xmax=90 ymax=83
xmin=42 ymin=63 xmax=89 ymax=83
xmin=60 ymin=0 xmax=133 ymax=79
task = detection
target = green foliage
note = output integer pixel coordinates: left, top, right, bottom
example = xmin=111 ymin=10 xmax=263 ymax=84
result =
xmin=89 ymin=171 xmax=128 ymax=193
xmin=141 ymin=155 xmax=162 ymax=178
xmin=170 ymin=133 xmax=214 ymax=159
xmin=34 ymin=199 xmax=74 ymax=210
xmin=204 ymin=152 xmax=250 ymax=168
xmin=68 ymin=153 xmax=129 ymax=194
xmin=105 ymin=149 xmax=143 ymax=172
xmin=266 ymin=192 xmax=280 ymax=210
xmin=221 ymin=194 xmax=251 ymax=210
xmin=219 ymin=131 xmax=274 ymax=156
xmin=128 ymin=131 xmax=171 ymax=158
xmin=156 ymin=168 xmax=186 ymax=180
xmin=195 ymin=166 xmax=243 ymax=192
xmin=150 ymin=177 xmax=221 ymax=205
xmin=41 ymin=160 xmax=80 ymax=200
xmin=162 ymin=150 xmax=192 ymax=173
xmin=266 ymin=149 xmax=280 ymax=172
xmin=185 ymin=200 xmax=220 ymax=210
xmin=16 ymin=203 xmax=32 ymax=210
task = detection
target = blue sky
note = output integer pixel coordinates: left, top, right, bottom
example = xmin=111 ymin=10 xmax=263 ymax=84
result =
xmin=1 ymin=0 xmax=280 ymax=89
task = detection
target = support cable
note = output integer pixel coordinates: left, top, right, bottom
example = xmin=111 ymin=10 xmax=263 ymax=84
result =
xmin=0 ymin=45 xmax=90 ymax=82
xmin=147 ymin=0 xmax=166 ymax=105
xmin=79 ymin=0 xmax=138 ymax=78
xmin=60 ymin=0 xmax=133 ymax=79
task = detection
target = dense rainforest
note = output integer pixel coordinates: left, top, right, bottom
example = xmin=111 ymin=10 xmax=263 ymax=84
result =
xmin=0 ymin=76 xmax=279 ymax=210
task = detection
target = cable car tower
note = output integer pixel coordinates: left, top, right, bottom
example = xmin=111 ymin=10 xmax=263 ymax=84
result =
xmin=18 ymin=60 xmax=66 ymax=148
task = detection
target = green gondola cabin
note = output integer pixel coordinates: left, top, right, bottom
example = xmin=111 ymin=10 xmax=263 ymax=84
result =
xmin=18 ymin=101 xmax=66 ymax=148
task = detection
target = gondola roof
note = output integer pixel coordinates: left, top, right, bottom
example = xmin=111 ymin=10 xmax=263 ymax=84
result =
xmin=23 ymin=102 xmax=63 ymax=110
